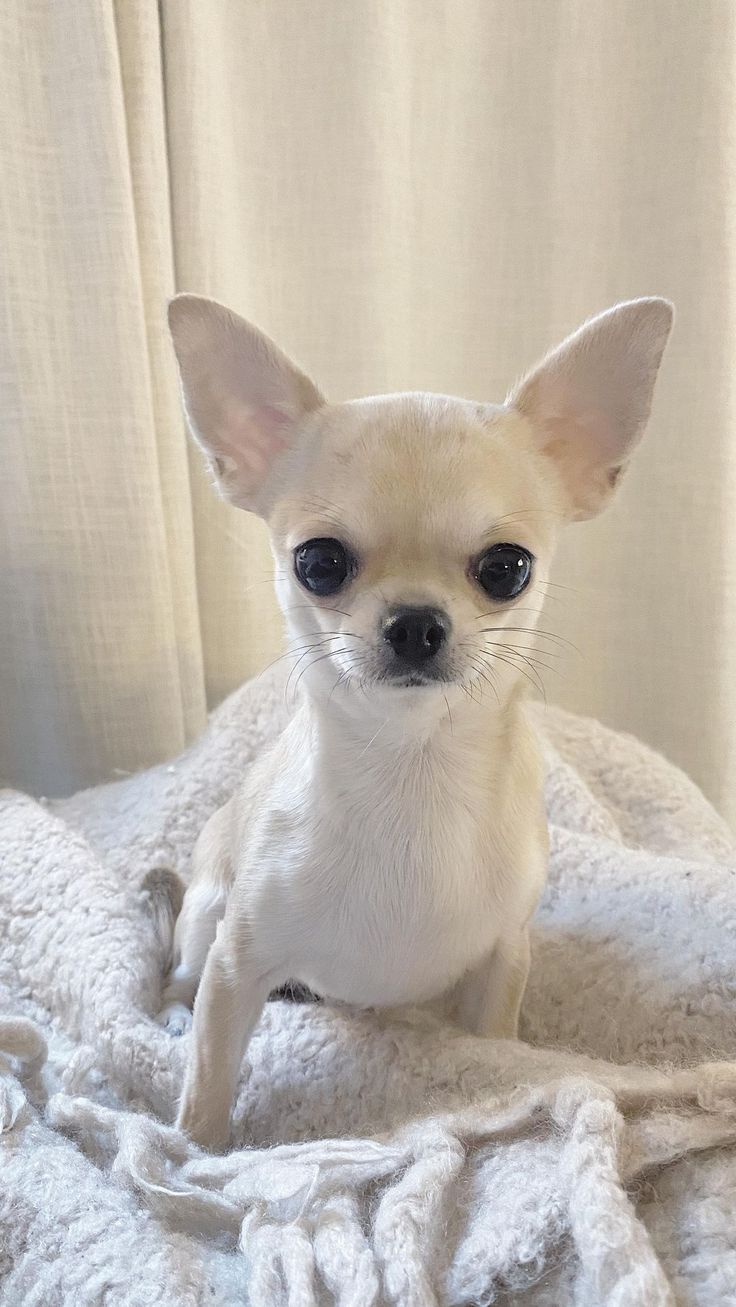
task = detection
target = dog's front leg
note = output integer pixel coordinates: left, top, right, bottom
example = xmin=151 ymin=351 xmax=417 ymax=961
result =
xmin=176 ymin=915 xmax=273 ymax=1152
xmin=455 ymin=929 xmax=531 ymax=1039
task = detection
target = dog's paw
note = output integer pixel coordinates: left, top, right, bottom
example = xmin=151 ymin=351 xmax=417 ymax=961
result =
xmin=156 ymin=1002 xmax=192 ymax=1037
xmin=177 ymin=1105 xmax=231 ymax=1153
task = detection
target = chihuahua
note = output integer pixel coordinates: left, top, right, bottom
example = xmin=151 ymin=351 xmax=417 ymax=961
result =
xmin=161 ymin=294 xmax=672 ymax=1150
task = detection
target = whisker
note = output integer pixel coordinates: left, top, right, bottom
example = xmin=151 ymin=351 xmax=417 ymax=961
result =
xmin=463 ymin=640 xmax=562 ymax=675
xmin=477 ymin=625 xmax=581 ymax=654
xmin=491 ymin=507 xmax=567 ymax=525
xmin=281 ymin=635 xmax=355 ymax=705
xmin=475 ymin=647 xmax=547 ymax=702
xmin=282 ymin=603 xmax=355 ymax=619
xmin=472 ymin=666 xmax=494 ymax=705
xmin=474 ymin=639 xmax=563 ymax=666
xmin=291 ymin=648 xmax=347 ymax=701
xmin=356 ymin=717 xmax=390 ymax=761
xmin=260 ymin=635 xmax=344 ymax=679
xmin=470 ymin=664 xmax=492 ymax=705
xmin=466 ymin=674 xmax=481 ymax=705
xmin=489 ymin=648 xmax=560 ymax=677
xmin=473 ymin=606 xmax=550 ymax=622
xmin=283 ymin=638 xmax=345 ymax=700
xmin=298 ymin=494 xmax=346 ymax=515
xmin=536 ymin=579 xmax=579 ymax=593
xmin=240 ymin=577 xmax=279 ymax=595
xmin=465 ymin=655 xmax=501 ymax=706
xmin=327 ymin=668 xmax=352 ymax=707
xmin=292 ymin=498 xmax=350 ymax=533
xmin=474 ymin=605 xmax=562 ymax=621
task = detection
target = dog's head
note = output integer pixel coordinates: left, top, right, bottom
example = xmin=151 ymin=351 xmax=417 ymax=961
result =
xmin=169 ymin=296 xmax=672 ymax=712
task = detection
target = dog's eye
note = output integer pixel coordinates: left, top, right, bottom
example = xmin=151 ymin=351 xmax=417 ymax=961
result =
xmin=294 ymin=538 xmax=352 ymax=595
xmin=474 ymin=543 xmax=533 ymax=601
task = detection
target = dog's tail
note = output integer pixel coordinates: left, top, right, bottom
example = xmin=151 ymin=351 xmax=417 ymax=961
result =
xmin=140 ymin=866 xmax=185 ymax=967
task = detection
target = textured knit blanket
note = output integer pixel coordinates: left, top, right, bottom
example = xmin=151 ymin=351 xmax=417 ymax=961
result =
xmin=2 ymin=668 xmax=736 ymax=1307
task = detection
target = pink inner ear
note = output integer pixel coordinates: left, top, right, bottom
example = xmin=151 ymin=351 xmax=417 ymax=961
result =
xmin=536 ymin=401 xmax=613 ymax=467
xmin=535 ymin=364 xmax=626 ymax=464
xmin=216 ymin=401 xmax=293 ymax=494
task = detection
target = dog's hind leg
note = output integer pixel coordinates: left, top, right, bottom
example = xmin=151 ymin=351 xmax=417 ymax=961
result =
xmin=157 ymin=802 xmax=234 ymax=1034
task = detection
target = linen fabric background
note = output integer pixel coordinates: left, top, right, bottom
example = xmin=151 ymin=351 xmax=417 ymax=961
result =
xmin=1 ymin=0 xmax=734 ymax=824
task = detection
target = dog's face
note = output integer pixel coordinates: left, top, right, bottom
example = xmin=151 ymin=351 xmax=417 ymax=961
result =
xmin=169 ymin=295 xmax=672 ymax=711
xmin=266 ymin=395 xmax=560 ymax=700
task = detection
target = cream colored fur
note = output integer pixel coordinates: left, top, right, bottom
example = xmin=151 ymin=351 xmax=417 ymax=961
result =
xmin=163 ymin=293 xmax=672 ymax=1150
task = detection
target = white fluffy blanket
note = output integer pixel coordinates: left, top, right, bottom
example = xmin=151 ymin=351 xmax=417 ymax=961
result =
xmin=2 ymin=668 xmax=736 ymax=1307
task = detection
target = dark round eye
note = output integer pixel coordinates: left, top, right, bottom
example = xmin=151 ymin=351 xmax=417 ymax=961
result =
xmin=475 ymin=543 xmax=533 ymax=601
xmin=294 ymin=537 xmax=353 ymax=595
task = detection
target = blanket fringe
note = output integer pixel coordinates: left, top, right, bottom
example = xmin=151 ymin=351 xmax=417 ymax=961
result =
xmin=3 ymin=1011 xmax=736 ymax=1305
xmin=46 ymin=1069 xmax=736 ymax=1307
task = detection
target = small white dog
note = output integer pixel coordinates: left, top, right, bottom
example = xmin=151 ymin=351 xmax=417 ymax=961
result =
xmin=162 ymin=293 xmax=672 ymax=1150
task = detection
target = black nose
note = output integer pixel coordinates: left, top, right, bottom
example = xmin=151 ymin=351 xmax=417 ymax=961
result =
xmin=383 ymin=606 xmax=449 ymax=664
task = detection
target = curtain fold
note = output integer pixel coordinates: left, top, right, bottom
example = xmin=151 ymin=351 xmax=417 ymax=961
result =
xmin=1 ymin=0 xmax=735 ymax=823
xmin=0 ymin=0 xmax=206 ymax=796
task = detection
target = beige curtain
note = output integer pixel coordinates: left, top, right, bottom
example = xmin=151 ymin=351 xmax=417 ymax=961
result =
xmin=2 ymin=1 xmax=735 ymax=825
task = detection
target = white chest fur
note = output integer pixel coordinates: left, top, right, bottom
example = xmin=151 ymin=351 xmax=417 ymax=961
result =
xmin=237 ymin=700 xmax=544 ymax=1008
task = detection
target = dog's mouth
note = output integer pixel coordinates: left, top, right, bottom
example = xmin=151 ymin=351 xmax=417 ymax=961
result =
xmin=378 ymin=668 xmax=451 ymax=689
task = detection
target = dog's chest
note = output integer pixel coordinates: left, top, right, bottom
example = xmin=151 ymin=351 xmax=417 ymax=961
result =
xmin=259 ymin=743 xmax=518 ymax=1005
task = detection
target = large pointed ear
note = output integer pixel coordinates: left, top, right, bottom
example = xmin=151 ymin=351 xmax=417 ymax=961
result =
xmin=168 ymin=294 xmax=325 ymax=515
xmin=508 ymin=298 xmax=673 ymax=520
